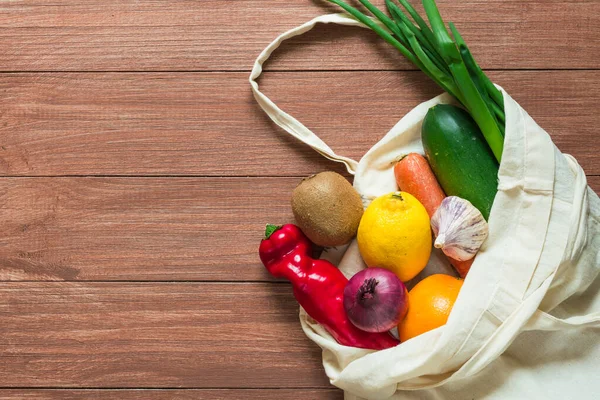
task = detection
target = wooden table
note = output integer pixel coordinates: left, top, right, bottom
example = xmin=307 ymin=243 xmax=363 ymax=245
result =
xmin=0 ymin=1 xmax=597 ymax=399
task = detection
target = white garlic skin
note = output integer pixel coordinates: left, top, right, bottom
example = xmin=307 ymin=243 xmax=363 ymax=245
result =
xmin=430 ymin=196 xmax=489 ymax=261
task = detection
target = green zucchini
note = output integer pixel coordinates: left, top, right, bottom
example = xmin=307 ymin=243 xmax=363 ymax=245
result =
xmin=421 ymin=104 xmax=499 ymax=220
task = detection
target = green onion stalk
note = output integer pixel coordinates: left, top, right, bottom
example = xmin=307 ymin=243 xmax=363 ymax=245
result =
xmin=325 ymin=0 xmax=505 ymax=162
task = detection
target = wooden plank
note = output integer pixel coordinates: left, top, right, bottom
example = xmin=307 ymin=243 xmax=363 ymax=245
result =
xmin=0 ymin=177 xmax=597 ymax=282
xmin=0 ymin=389 xmax=342 ymax=399
xmin=0 ymin=71 xmax=598 ymax=177
xmin=0 ymin=177 xmax=297 ymax=281
xmin=0 ymin=283 xmax=331 ymax=388
xmin=0 ymin=1 xmax=596 ymax=71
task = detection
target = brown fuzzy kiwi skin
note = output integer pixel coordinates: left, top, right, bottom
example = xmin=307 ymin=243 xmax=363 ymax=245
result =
xmin=291 ymin=171 xmax=364 ymax=247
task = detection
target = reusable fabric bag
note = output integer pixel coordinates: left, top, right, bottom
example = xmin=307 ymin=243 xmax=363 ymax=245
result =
xmin=250 ymin=14 xmax=600 ymax=400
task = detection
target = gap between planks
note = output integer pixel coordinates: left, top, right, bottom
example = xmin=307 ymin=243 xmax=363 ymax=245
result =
xmin=0 ymin=389 xmax=343 ymax=400
xmin=0 ymin=174 xmax=597 ymax=178
xmin=0 ymin=387 xmax=333 ymax=390
xmin=0 ymin=68 xmax=598 ymax=74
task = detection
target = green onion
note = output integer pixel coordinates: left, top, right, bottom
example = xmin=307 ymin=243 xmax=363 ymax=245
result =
xmin=449 ymin=24 xmax=504 ymax=136
xmin=449 ymin=23 xmax=504 ymax=112
xmin=357 ymin=0 xmax=407 ymax=46
xmin=326 ymin=0 xmax=418 ymax=65
xmin=324 ymin=0 xmax=506 ymax=162
xmin=422 ymin=0 xmax=503 ymax=160
xmin=386 ymin=0 xmax=448 ymax=74
xmin=396 ymin=16 xmax=463 ymax=104
xmin=397 ymin=0 xmax=438 ymax=54
xmin=327 ymin=0 xmax=461 ymax=100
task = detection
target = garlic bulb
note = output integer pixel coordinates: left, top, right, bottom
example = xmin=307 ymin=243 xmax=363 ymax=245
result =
xmin=430 ymin=196 xmax=489 ymax=261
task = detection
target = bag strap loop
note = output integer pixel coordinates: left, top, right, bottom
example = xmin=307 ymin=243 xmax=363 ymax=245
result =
xmin=249 ymin=14 xmax=371 ymax=175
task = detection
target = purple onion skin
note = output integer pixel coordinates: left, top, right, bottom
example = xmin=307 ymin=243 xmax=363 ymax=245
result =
xmin=343 ymin=268 xmax=409 ymax=333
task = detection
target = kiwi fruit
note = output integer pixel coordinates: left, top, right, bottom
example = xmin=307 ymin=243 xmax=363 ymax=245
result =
xmin=291 ymin=171 xmax=364 ymax=247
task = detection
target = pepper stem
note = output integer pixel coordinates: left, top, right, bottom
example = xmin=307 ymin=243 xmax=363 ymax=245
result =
xmin=264 ymin=224 xmax=281 ymax=239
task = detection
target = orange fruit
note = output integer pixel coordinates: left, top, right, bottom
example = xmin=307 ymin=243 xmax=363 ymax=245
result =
xmin=399 ymin=274 xmax=463 ymax=342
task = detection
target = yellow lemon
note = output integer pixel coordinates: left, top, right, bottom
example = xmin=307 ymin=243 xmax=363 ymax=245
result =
xmin=357 ymin=191 xmax=431 ymax=282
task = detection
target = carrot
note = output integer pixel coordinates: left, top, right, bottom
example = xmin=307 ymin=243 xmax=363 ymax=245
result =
xmin=394 ymin=153 xmax=473 ymax=278
xmin=394 ymin=153 xmax=446 ymax=218
xmin=451 ymin=258 xmax=474 ymax=279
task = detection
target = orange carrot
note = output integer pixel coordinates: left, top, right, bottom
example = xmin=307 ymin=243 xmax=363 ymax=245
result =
xmin=451 ymin=258 xmax=473 ymax=279
xmin=394 ymin=153 xmax=473 ymax=278
xmin=394 ymin=153 xmax=446 ymax=218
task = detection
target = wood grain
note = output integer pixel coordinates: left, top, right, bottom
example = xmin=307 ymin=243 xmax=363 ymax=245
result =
xmin=0 ymin=389 xmax=342 ymax=400
xmin=0 ymin=178 xmax=298 ymax=281
xmin=0 ymin=71 xmax=597 ymax=177
xmin=0 ymin=0 xmax=597 ymax=395
xmin=0 ymin=1 xmax=596 ymax=72
xmin=0 ymin=282 xmax=331 ymax=388
xmin=0 ymin=177 xmax=597 ymax=282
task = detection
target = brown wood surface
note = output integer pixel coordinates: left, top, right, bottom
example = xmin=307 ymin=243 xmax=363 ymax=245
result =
xmin=0 ymin=71 xmax=598 ymax=177
xmin=0 ymin=176 xmax=598 ymax=282
xmin=0 ymin=178 xmax=296 ymax=281
xmin=0 ymin=1 xmax=597 ymax=71
xmin=0 ymin=389 xmax=343 ymax=400
xmin=0 ymin=283 xmax=329 ymax=388
xmin=0 ymin=0 xmax=597 ymax=398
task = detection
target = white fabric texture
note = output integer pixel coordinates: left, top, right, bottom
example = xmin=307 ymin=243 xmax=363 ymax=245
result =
xmin=250 ymin=14 xmax=600 ymax=400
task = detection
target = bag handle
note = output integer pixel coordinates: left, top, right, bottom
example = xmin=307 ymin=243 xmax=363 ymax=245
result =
xmin=250 ymin=13 xmax=375 ymax=175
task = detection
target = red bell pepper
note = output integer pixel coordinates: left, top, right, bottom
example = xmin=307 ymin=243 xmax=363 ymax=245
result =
xmin=259 ymin=224 xmax=399 ymax=350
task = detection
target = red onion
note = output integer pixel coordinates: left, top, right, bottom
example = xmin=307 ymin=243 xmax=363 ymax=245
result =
xmin=343 ymin=268 xmax=408 ymax=333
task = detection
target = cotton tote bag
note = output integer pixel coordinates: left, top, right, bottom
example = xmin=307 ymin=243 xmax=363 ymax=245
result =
xmin=250 ymin=14 xmax=600 ymax=400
